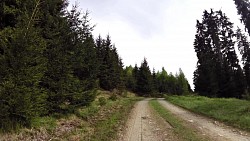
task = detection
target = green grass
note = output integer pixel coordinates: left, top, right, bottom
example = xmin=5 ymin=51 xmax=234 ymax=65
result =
xmin=76 ymin=103 xmax=99 ymax=120
xmin=61 ymin=96 xmax=141 ymax=140
xmin=165 ymin=95 xmax=250 ymax=131
xmin=0 ymin=90 xmax=140 ymax=141
xmin=31 ymin=116 xmax=57 ymax=133
xmin=89 ymin=97 xmax=139 ymax=141
xmin=29 ymin=97 xmax=140 ymax=141
xmin=149 ymin=100 xmax=207 ymax=141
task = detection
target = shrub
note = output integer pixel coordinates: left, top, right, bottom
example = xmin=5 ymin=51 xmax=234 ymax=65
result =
xmin=98 ymin=97 xmax=107 ymax=106
xmin=109 ymin=94 xmax=117 ymax=101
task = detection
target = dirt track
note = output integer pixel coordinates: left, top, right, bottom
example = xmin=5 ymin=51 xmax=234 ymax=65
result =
xmin=118 ymin=98 xmax=250 ymax=141
xmin=118 ymin=98 xmax=177 ymax=141
xmin=157 ymin=99 xmax=250 ymax=141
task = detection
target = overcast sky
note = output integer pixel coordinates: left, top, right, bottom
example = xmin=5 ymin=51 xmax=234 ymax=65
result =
xmin=68 ymin=0 xmax=244 ymax=89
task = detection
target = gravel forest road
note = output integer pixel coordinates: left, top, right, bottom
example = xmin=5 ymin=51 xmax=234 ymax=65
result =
xmin=118 ymin=98 xmax=250 ymax=141
xmin=158 ymin=99 xmax=250 ymax=141
xmin=118 ymin=98 xmax=177 ymax=141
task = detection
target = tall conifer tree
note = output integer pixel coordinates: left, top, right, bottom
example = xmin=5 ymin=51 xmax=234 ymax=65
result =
xmin=194 ymin=9 xmax=244 ymax=98
xmin=136 ymin=58 xmax=153 ymax=96
xmin=0 ymin=0 xmax=47 ymax=130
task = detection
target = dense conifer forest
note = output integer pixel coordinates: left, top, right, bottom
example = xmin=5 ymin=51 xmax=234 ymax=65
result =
xmin=0 ymin=0 xmax=190 ymax=131
xmin=0 ymin=0 xmax=250 ymax=132
xmin=193 ymin=0 xmax=250 ymax=98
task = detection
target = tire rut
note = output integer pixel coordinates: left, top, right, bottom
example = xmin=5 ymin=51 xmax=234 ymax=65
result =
xmin=118 ymin=98 xmax=176 ymax=141
xmin=157 ymin=99 xmax=250 ymax=141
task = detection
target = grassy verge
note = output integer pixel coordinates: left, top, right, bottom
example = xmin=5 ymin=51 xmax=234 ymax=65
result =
xmin=165 ymin=95 xmax=250 ymax=131
xmin=149 ymin=99 xmax=207 ymax=141
xmin=0 ymin=91 xmax=140 ymax=141
xmin=89 ymin=97 xmax=138 ymax=141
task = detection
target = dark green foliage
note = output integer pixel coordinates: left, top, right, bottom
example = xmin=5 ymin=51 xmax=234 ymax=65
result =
xmin=193 ymin=9 xmax=245 ymax=98
xmin=0 ymin=0 xmax=20 ymax=29
xmin=193 ymin=10 xmax=220 ymax=97
xmin=98 ymin=97 xmax=107 ymax=106
xmin=0 ymin=0 xmax=199 ymax=132
xmin=68 ymin=10 xmax=98 ymax=89
xmin=236 ymin=28 xmax=250 ymax=93
xmin=132 ymin=64 xmax=139 ymax=90
xmin=234 ymin=0 xmax=250 ymax=36
xmin=66 ymin=9 xmax=98 ymax=108
xmin=233 ymin=0 xmax=250 ymax=98
xmin=156 ymin=68 xmax=169 ymax=93
xmin=123 ymin=61 xmax=190 ymax=96
xmin=0 ymin=0 xmax=47 ymax=131
xmin=152 ymin=68 xmax=158 ymax=92
xmin=95 ymin=35 xmax=124 ymax=91
xmin=124 ymin=65 xmax=137 ymax=91
xmin=0 ymin=1 xmax=102 ymax=131
xmin=109 ymin=94 xmax=118 ymax=101
xmin=155 ymin=68 xmax=189 ymax=95
xmin=176 ymin=69 xmax=189 ymax=95
xmin=37 ymin=0 xmax=83 ymax=114
xmin=136 ymin=58 xmax=153 ymax=96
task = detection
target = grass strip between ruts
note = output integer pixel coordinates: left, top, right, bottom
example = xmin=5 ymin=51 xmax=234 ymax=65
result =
xmin=149 ymin=99 xmax=207 ymax=141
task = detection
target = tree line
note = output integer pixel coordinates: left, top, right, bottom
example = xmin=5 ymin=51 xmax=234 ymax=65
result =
xmin=0 ymin=0 xmax=125 ymax=131
xmin=193 ymin=0 xmax=250 ymax=98
xmin=0 ymin=0 xmax=190 ymax=131
xmin=124 ymin=58 xmax=192 ymax=96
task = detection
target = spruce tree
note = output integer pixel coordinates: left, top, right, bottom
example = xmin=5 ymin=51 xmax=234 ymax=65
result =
xmin=234 ymin=0 xmax=250 ymax=35
xmin=233 ymin=1 xmax=250 ymax=96
xmin=67 ymin=8 xmax=98 ymax=107
xmin=96 ymin=35 xmax=124 ymax=91
xmin=132 ymin=64 xmax=139 ymax=92
xmin=193 ymin=10 xmax=219 ymax=97
xmin=152 ymin=68 xmax=158 ymax=93
xmin=176 ymin=69 xmax=189 ymax=95
xmin=124 ymin=65 xmax=136 ymax=91
xmin=0 ymin=0 xmax=47 ymax=130
xmin=194 ymin=9 xmax=244 ymax=98
xmin=136 ymin=58 xmax=153 ymax=96
xmin=156 ymin=67 xmax=168 ymax=93
xmin=38 ymin=0 xmax=79 ymax=113
xmin=168 ymin=73 xmax=178 ymax=94
xmin=236 ymin=28 xmax=249 ymax=93
xmin=217 ymin=11 xmax=244 ymax=98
